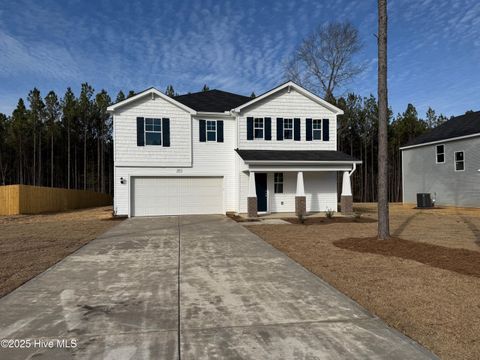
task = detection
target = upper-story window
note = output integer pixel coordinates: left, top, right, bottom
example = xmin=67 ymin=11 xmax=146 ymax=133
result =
xmin=254 ymin=118 xmax=264 ymax=139
xmin=206 ymin=120 xmax=217 ymax=141
xmin=283 ymin=118 xmax=293 ymax=139
xmin=199 ymin=119 xmax=224 ymax=143
xmin=145 ymin=118 xmax=162 ymax=145
xmin=312 ymin=119 xmax=322 ymax=140
xmin=454 ymin=151 xmax=465 ymax=171
xmin=436 ymin=145 xmax=445 ymax=163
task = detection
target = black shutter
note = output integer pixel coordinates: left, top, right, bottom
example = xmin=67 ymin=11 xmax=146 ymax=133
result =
xmin=323 ymin=119 xmax=330 ymax=141
xmin=162 ymin=118 xmax=170 ymax=147
xmin=199 ymin=119 xmax=206 ymax=142
xmin=136 ymin=117 xmax=144 ymax=146
xmin=265 ymin=117 xmax=271 ymax=140
xmin=294 ymin=118 xmax=301 ymax=141
xmin=247 ymin=117 xmax=254 ymax=140
xmin=217 ymin=120 xmax=224 ymax=142
xmin=276 ymin=118 xmax=283 ymax=140
xmin=306 ymin=118 xmax=312 ymax=141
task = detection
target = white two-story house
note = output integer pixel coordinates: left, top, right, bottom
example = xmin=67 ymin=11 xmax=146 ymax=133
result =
xmin=107 ymin=81 xmax=361 ymax=217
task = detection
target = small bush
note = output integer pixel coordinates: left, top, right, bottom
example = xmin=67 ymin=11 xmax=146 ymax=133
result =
xmin=325 ymin=208 xmax=334 ymax=219
xmin=297 ymin=212 xmax=305 ymax=224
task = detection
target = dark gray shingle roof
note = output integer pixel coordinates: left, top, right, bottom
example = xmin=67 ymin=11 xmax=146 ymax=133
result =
xmin=235 ymin=149 xmax=359 ymax=162
xmin=405 ymin=111 xmax=480 ymax=147
xmin=174 ymin=90 xmax=250 ymax=112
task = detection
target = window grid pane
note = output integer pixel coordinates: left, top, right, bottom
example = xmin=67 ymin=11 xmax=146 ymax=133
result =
xmin=145 ymin=118 xmax=162 ymax=145
xmin=254 ymin=118 xmax=264 ymax=139
xmin=274 ymin=173 xmax=283 ymax=193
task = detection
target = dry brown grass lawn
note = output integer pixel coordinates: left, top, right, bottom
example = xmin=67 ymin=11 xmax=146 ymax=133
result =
xmin=0 ymin=206 xmax=123 ymax=298
xmin=247 ymin=203 xmax=480 ymax=360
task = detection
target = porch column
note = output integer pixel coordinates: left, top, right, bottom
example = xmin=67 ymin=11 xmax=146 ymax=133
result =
xmin=295 ymin=171 xmax=306 ymax=217
xmin=341 ymin=171 xmax=353 ymax=213
xmin=247 ymin=171 xmax=257 ymax=218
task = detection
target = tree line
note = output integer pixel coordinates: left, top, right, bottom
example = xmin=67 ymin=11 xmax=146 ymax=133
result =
xmin=0 ymin=83 xmax=243 ymax=193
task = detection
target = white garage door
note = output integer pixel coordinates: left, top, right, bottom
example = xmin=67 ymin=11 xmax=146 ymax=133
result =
xmin=131 ymin=177 xmax=223 ymax=216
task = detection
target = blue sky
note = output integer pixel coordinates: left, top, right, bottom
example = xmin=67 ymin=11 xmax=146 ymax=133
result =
xmin=0 ymin=0 xmax=479 ymax=118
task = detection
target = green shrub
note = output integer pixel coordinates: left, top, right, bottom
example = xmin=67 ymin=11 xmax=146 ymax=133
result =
xmin=325 ymin=208 xmax=334 ymax=219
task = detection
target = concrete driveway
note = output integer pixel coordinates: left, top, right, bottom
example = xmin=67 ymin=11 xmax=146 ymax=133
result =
xmin=0 ymin=215 xmax=436 ymax=359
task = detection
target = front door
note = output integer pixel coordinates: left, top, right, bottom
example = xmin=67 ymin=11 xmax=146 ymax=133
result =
xmin=255 ymin=173 xmax=267 ymax=212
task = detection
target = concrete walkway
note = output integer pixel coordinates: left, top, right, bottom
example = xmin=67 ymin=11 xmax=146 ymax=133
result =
xmin=0 ymin=216 xmax=436 ymax=359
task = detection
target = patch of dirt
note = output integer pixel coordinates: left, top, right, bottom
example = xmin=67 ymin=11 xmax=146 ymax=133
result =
xmin=247 ymin=203 xmax=480 ymax=360
xmin=283 ymin=216 xmax=376 ymax=225
xmin=226 ymin=212 xmax=260 ymax=222
xmin=334 ymin=237 xmax=480 ymax=277
xmin=0 ymin=206 xmax=122 ymax=298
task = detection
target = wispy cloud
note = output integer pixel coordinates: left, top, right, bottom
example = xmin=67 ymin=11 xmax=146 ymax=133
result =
xmin=0 ymin=0 xmax=478 ymax=117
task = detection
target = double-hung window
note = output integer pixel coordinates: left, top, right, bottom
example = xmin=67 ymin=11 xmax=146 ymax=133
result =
xmin=145 ymin=118 xmax=162 ymax=145
xmin=312 ymin=119 xmax=322 ymax=140
xmin=274 ymin=173 xmax=284 ymax=193
xmin=454 ymin=151 xmax=465 ymax=171
xmin=436 ymin=145 xmax=445 ymax=163
xmin=206 ymin=120 xmax=217 ymax=141
xmin=254 ymin=118 xmax=264 ymax=139
xmin=283 ymin=118 xmax=293 ymax=139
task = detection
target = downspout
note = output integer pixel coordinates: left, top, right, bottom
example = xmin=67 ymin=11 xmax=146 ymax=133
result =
xmin=348 ymin=162 xmax=357 ymax=177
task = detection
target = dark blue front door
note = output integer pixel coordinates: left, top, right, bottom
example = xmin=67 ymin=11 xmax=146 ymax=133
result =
xmin=255 ymin=173 xmax=267 ymax=212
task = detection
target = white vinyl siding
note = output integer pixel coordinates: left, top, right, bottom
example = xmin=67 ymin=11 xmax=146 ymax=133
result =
xmin=113 ymin=94 xmax=191 ymax=167
xmin=238 ymin=87 xmax=337 ymax=150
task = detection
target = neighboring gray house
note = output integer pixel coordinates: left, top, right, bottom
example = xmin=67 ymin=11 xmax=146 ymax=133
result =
xmin=400 ymin=111 xmax=480 ymax=207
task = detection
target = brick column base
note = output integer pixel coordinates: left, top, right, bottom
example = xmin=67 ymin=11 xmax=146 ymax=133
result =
xmin=341 ymin=195 xmax=353 ymax=213
xmin=295 ymin=196 xmax=306 ymax=217
xmin=247 ymin=197 xmax=257 ymax=218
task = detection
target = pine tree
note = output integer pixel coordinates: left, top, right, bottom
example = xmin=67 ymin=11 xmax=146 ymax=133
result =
xmin=116 ymin=91 xmax=126 ymax=103
xmin=45 ymin=91 xmax=60 ymax=187
xmin=27 ymin=88 xmax=45 ymax=186
xmin=165 ymin=85 xmax=176 ymax=97
xmin=78 ymin=83 xmax=94 ymax=190
xmin=377 ymin=0 xmax=389 ymax=240
xmin=61 ymin=88 xmax=77 ymax=189
xmin=202 ymin=84 xmax=210 ymax=92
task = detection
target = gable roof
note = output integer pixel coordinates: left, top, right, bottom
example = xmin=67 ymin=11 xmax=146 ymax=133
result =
xmin=106 ymin=88 xmax=196 ymax=114
xmin=232 ymin=81 xmax=344 ymax=115
xmin=401 ymin=111 xmax=480 ymax=149
xmin=173 ymin=90 xmax=251 ymax=113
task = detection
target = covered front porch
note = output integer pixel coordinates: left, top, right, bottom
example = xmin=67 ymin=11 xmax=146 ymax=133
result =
xmin=236 ymin=149 xmax=361 ymax=217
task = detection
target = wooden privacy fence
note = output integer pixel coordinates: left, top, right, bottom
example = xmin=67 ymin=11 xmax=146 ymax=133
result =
xmin=0 ymin=185 xmax=112 ymax=215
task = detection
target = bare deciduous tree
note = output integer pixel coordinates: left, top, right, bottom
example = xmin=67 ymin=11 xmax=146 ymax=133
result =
xmin=377 ymin=0 xmax=390 ymax=240
xmin=285 ymin=21 xmax=364 ymax=100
